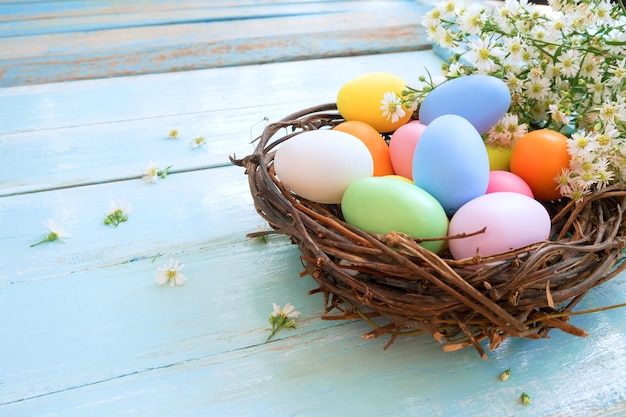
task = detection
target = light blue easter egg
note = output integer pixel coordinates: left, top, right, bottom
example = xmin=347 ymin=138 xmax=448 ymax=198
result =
xmin=418 ymin=75 xmax=511 ymax=134
xmin=341 ymin=177 xmax=448 ymax=253
xmin=412 ymin=114 xmax=490 ymax=214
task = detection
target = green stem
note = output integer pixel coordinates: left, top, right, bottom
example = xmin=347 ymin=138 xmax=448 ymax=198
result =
xmin=30 ymin=232 xmax=57 ymax=247
xmin=266 ymin=325 xmax=279 ymax=342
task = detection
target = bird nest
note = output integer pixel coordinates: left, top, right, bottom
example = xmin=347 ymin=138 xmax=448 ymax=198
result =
xmin=231 ymin=103 xmax=626 ymax=358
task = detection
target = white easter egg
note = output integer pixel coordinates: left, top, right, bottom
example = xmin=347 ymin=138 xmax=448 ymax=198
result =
xmin=274 ymin=129 xmax=374 ymax=204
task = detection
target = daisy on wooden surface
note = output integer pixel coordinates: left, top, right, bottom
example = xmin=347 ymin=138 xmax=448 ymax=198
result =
xmin=266 ymin=302 xmax=300 ymax=342
xmin=30 ymin=219 xmax=70 ymax=247
xmin=104 ymin=200 xmax=132 ymax=228
xmin=156 ymin=258 xmax=187 ymax=287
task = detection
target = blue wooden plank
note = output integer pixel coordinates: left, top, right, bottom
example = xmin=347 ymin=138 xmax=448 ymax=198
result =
xmin=0 ymin=0 xmax=433 ymax=87
xmin=2 ymin=276 xmax=626 ymax=415
xmin=0 ymin=26 xmax=429 ymax=87
xmin=0 ymin=50 xmax=445 ymax=134
xmin=0 ymin=2 xmax=350 ymax=37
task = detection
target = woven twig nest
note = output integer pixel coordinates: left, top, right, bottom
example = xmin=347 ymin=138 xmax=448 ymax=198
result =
xmin=232 ymin=103 xmax=626 ymax=358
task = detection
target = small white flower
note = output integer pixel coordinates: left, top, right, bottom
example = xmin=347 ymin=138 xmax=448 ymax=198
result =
xmin=524 ymin=77 xmax=551 ymax=100
xmin=549 ymin=104 xmax=570 ymax=125
xmin=108 ymin=200 xmax=132 ymax=216
xmin=486 ymin=119 xmax=512 ymax=147
xmin=605 ymin=29 xmax=626 ymax=55
xmin=30 ymin=219 xmax=70 ymax=247
xmin=379 ymin=91 xmax=406 ymax=123
xmin=466 ymin=38 xmax=501 ymax=73
xmin=190 ymin=136 xmax=206 ymax=149
xmin=278 ymin=302 xmax=300 ymax=319
xmin=607 ymin=60 xmax=626 ymax=87
xmin=142 ymin=161 xmax=160 ymax=184
xmin=502 ymin=35 xmax=526 ymax=63
xmin=142 ymin=161 xmax=172 ymax=184
xmin=271 ymin=302 xmax=282 ymax=317
xmin=597 ymin=101 xmax=626 ymax=126
xmin=503 ymin=71 xmax=524 ymax=94
xmin=456 ymin=5 xmax=485 ymax=35
xmin=556 ymin=49 xmax=581 ymax=78
xmin=567 ymin=132 xmax=598 ymax=159
xmin=44 ymin=219 xmax=69 ymax=240
xmin=156 ymin=258 xmax=187 ymax=287
xmin=266 ymin=302 xmax=301 ymax=342
xmin=104 ymin=200 xmax=132 ymax=227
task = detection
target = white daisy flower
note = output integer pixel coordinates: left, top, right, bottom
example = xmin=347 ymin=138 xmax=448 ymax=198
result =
xmin=142 ymin=161 xmax=160 ymax=184
xmin=379 ymin=91 xmax=406 ymax=123
xmin=104 ymin=200 xmax=133 ymax=228
xmin=156 ymin=258 xmax=188 ymax=287
xmin=190 ymin=136 xmax=206 ymax=149
xmin=266 ymin=302 xmax=301 ymax=342
xmin=30 ymin=219 xmax=70 ymax=247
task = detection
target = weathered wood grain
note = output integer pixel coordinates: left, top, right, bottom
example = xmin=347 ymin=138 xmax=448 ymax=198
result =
xmin=0 ymin=0 xmax=431 ymax=87
xmin=2 ymin=273 xmax=626 ymax=415
xmin=0 ymin=1 xmax=403 ymax=36
xmin=0 ymin=167 xmax=262 ymax=283
xmin=0 ymin=51 xmax=445 ymax=196
xmin=2 ymin=3 xmax=626 ymax=416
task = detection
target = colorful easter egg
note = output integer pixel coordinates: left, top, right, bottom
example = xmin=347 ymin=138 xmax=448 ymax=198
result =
xmin=419 ymin=75 xmax=511 ymax=134
xmin=274 ymin=129 xmax=373 ymax=204
xmin=485 ymin=144 xmax=513 ymax=171
xmin=448 ymin=192 xmax=551 ymax=260
xmin=389 ymin=120 xmax=426 ymax=180
xmin=341 ymin=177 xmax=448 ymax=253
xmin=333 ymin=120 xmax=394 ymax=176
xmin=486 ymin=170 xmax=534 ymax=198
xmin=384 ymin=175 xmax=413 ymax=183
xmin=337 ymin=72 xmax=413 ymax=133
xmin=510 ymin=129 xmax=570 ymax=201
xmin=412 ymin=114 xmax=490 ymax=214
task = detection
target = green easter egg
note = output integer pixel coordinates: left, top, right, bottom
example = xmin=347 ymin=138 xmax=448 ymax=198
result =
xmin=341 ymin=177 xmax=449 ymax=253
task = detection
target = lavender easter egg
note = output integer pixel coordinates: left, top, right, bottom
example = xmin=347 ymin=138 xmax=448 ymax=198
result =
xmin=419 ymin=75 xmax=511 ymax=134
xmin=448 ymin=192 xmax=551 ymax=260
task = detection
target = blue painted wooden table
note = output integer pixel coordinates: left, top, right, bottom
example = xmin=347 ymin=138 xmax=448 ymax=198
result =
xmin=1 ymin=1 xmax=626 ymax=416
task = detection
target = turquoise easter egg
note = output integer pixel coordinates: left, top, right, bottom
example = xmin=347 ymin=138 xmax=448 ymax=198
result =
xmin=418 ymin=75 xmax=511 ymax=134
xmin=412 ymin=114 xmax=490 ymax=214
xmin=341 ymin=177 xmax=448 ymax=253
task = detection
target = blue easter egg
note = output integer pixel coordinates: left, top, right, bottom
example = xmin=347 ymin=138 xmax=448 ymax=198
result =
xmin=412 ymin=114 xmax=490 ymax=214
xmin=418 ymin=75 xmax=511 ymax=134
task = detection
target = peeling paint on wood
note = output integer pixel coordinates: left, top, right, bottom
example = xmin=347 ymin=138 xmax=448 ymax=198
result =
xmin=0 ymin=0 xmax=433 ymax=87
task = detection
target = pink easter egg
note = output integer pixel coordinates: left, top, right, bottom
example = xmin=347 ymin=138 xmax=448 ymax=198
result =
xmin=389 ymin=121 xmax=426 ymax=180
xmin=486 ymin=170 xmax=534 ymax=198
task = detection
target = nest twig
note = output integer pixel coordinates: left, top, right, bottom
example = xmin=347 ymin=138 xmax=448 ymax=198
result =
xmin=231 ymin=103 xmax=626 ymax=358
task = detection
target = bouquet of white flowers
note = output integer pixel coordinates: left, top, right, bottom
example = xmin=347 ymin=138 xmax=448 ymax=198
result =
xmin=410 ymin=0 xmax=626 ymax=201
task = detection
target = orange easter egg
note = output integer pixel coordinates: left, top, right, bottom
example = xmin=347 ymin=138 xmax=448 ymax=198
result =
xmin=333 ymin=121 xmax=395 ymax=176
xmin=510 ymin=129 xmax=570 ymax=201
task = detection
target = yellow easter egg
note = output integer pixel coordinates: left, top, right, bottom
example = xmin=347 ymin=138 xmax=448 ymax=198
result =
xmin=384 ymin=175 xmax=413 ymax=183
xmin=485 ymin=144 xmax=513 ymax=171
xmin=337 ymin=72 xmax=413 ymax=133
